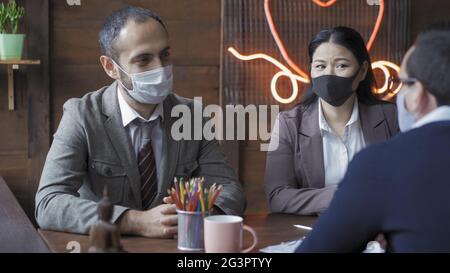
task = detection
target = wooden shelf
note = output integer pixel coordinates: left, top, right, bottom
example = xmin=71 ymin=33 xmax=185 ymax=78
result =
xmin=0 ymin=59 xmax=41 ymax=65
xmin=0 ymin=60 xmax=41 ymax=111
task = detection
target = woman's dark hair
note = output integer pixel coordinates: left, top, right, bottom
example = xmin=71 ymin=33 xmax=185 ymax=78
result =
xmin=302 ymin=26 xmax=381 ymax=106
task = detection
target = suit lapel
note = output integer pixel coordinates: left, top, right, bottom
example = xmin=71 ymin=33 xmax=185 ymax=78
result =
xmin=298 ymin=101 xmax=325 ymax=188
xmin=359 ymin=102 xmax=387 ymax=145
xmin=297 ymin=101 xmax=388 ymax=188
xmin=101 ymin=82 xmax=142 ymax=207
xmin=150 ymin=94 xmax=180 ymax=207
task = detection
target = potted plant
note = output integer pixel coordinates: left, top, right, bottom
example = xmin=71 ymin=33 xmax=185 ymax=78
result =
xmin=0 ymin=0 xmax=25 ymax=60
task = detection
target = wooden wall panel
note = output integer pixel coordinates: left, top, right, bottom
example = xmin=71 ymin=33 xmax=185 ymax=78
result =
xmin=240 ymin=142 xmax=268 ymax=214
xmin=25 ymin=0 xmax=51 ymax=224
xmin=50 ymin=0 xmax=221 ymax=131
xmin=0 ymin=153 xmax=28 ymax=209
xmin=411 ymin=0 xmax=450 ymax=39
xmin=0 ymin=0 xmax=50 ymax=221
xmin=0 ymin=41 xmax=29 ymax=219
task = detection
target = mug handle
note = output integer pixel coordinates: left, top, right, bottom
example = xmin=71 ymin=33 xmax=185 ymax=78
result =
xmin=241 ymin=225 xmax=258 ymax=253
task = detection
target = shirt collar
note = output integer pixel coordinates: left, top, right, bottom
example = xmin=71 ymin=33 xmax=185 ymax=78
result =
xmin=318 ymin=98 xmax=360 ymax=135
xmin=413 ymin=106 xmax=450 ymax=129
xmin=117 ymin=86 xmax=164 ymax=127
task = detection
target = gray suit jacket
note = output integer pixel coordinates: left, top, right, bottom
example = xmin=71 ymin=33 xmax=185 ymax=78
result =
xmin=36 ymin=82 xmax=245 ymax=234
xmin=264 ymin=99 xmax=399 ymax=215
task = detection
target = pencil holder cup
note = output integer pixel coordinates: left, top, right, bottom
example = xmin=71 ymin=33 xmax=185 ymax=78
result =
xmin=177 ymin=210 xmax=208 ymax=251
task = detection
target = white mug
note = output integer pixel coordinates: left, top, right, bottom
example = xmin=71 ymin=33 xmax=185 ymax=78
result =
xmin=204 ymin=215 xmax=258 ymax=253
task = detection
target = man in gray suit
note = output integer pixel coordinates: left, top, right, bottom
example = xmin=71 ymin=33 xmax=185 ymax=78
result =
xmin=35 ymin=7 xmax=245 ymax=238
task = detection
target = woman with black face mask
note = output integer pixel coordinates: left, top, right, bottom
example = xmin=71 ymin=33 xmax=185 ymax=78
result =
xmin=264 ymin=26 xmax=399 ymax=216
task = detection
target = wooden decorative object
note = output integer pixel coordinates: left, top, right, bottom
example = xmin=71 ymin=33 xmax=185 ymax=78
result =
xmin=88 ymin=187 xmax=126 ymax=253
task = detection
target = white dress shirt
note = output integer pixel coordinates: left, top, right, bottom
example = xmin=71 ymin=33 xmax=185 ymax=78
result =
xmin=319 ymin=99 xmax=366 ymax=186
xmin=413 ymin=106 xmax=450 ymax=128
xmin=117 ymin=87 xmax=164 ymax=181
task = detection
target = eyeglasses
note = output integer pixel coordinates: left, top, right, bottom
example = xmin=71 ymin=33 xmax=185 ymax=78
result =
xmin=388 ymin=76 xmax=417 ymax=89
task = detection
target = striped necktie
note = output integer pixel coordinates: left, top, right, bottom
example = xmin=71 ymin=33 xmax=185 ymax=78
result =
xmin=137 ymin=122 xmax=158 ymax=210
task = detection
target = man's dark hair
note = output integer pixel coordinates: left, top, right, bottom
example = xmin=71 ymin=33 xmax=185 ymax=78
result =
xmin=407 ymin=22 xmax=450 ymax=106
xmin=99 ymin=6 xmax=166 ymax=60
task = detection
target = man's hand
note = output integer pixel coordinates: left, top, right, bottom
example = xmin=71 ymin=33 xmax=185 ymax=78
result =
xmin=119 ymin=203 xmax=178 ymax=239
xmin=163 ymin=196 xmax=174 ymax=205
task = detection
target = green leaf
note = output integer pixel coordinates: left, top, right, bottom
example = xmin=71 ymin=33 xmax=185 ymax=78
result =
xmin=4 ymin=0 xmax=25 ymax=34
xmin=0 ymin=3 xmax=8 ymax=33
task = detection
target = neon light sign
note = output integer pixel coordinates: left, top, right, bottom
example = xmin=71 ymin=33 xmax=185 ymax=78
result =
xmin=228 ymin=0 xmax=401 ymax=104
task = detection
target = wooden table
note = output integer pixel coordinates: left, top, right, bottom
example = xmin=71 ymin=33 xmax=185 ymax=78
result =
xmin=0 ymin=176 xmax=49 ymax=253
xmin=39 ymin=214 xmax=317 ymax=253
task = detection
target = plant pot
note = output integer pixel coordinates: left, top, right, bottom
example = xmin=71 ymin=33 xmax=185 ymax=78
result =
xmin=0 ymin=34 xmax=25 ymax=60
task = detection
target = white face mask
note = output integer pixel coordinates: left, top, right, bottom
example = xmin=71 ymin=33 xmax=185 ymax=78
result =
xmin=114 ymin=61 xmax=173 ymax=104
xmin=396 ymin=89 xmax=417 ymax=132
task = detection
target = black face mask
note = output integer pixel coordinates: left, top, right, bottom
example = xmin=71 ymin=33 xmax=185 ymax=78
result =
xmin=311 ymin=72 xmax=360 ymax=107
